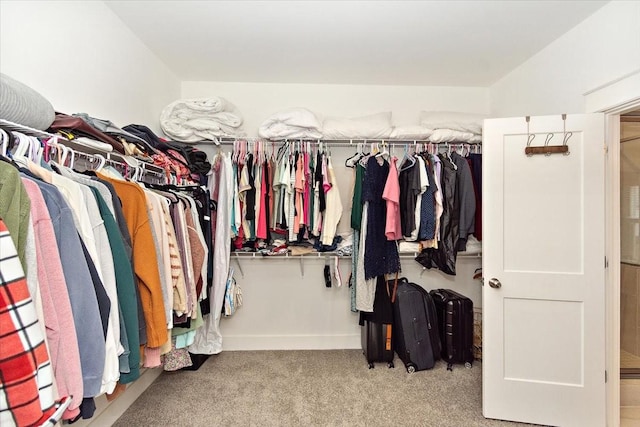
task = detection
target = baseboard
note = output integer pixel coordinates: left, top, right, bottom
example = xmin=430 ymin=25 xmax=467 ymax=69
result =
xmin=72 ymin=367 xmax=163 ymax=427
xmin=222 ymin=334 xmax=361 ymax=351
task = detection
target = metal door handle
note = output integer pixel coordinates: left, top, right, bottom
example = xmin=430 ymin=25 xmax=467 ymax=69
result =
xmin=488 ymin=278 xmax=502 ymax=289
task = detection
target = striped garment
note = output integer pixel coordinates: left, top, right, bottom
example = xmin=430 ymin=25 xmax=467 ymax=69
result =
xmin=0 ymin=220 xmax=56 ymax=426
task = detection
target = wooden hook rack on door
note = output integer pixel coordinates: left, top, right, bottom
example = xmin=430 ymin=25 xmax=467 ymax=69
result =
xmin=524 ymin=114 xmax=572 ymax=156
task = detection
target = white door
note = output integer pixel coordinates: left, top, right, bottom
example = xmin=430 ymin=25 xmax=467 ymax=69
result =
xmin=483 ymin=114 xmax=606 ymax=426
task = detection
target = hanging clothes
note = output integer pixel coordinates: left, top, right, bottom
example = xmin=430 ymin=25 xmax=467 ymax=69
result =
xmin=467 ymin=152 xmax=482 ymax=241
xmin=21 ymin=178 xmax=84 ymax=418
xmin=0 ymin=219 xmax=57 ymax=427
xmin=320 ymin=156 xmax=343 ymax=245
xmin=416 ymin=153 xmax=458 ymax=275
xmin=451 ymin=151 xmax=476 ymax=251
xmin=362 ymin=156 xmax=400 ymax=280
xmin=20 ymin=166 xmax=106 ymax=401
xmin=382 ymin=157 xmax=402 ymax=241
xmin=190 ymin=152 xmax=232 ymax=355
xmin=98 ymin=174 xmax=169 ymax=362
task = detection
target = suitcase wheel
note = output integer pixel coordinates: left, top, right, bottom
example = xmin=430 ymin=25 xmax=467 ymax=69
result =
xmin=387 ymin=361 xmax=394 ymax=369
xmin=465 ymin=362 xmax=472 ymax=369
xmin=368 ymin=363 xmax=374 ymax=369
xmin=406 ymin=364 xmax=416 ymax=374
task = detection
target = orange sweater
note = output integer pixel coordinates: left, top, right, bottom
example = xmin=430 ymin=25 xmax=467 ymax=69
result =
xmin=98 ymin=174 xmax=167 ymax=348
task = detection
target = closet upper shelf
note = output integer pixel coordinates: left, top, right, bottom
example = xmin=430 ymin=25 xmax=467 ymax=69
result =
xmin=0 ymin=118 xmax=167 ymax=182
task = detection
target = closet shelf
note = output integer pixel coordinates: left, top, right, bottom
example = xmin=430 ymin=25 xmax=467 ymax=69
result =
xmin=0 ymin=118 xmax=166 ymax=181
xmin=230 ymin=251 xmax=482 ymax=259
xmin=212 ymin=136 xmax=482 ymax=149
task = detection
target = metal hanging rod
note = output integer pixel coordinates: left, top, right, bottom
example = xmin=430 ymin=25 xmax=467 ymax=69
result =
xmin=0 ymin=118 xmax=167 ymax=180
xmin=210 ymin=137 xmax=481 ymax=147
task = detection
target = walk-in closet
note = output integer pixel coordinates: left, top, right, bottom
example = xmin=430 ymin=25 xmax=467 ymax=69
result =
xmin=1 ymin=1 xmax=639 ymax=426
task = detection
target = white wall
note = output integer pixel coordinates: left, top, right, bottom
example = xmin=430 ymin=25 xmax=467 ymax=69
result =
xmin=490 ymin=1 xmax=640 ymax=117
xmin=182 ymin=81 xmax=490 ymax=136
xmin=0 ymin=0 xmax=180 ymax=133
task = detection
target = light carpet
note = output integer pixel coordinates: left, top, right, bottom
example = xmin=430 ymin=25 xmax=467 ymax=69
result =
xmin=114 ymin=350 xmax=530 ymax=427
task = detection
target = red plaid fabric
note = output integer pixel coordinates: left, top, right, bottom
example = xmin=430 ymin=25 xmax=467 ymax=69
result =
xmin=0 ymin=220 xmax=56 ymax=427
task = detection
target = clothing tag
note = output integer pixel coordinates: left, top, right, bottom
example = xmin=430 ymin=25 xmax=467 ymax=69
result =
xmin=204 ymin=215 xmax=211 ymax=221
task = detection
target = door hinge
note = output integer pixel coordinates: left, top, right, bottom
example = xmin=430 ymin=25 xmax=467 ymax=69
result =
xmin=605 ymin=256 xmax=609 ymax=268
xmin=605 ymin=370 xmax=608 ymax=383
xmin=604 ymin=145 xmax=608 ymax=155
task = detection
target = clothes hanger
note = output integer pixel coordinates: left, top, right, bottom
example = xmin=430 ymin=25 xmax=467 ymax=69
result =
xmin=94 ymin=154 xmax=106 ymax=171
xmin=375 ymin=141 xmax=389 ymax=160
xmin=0 ymin=129 xmax=8 ymax=157
xmin=399 ymin=144 xmax=416 ymax=172
xmin=345 ymin=140 xmax=363 ymax=168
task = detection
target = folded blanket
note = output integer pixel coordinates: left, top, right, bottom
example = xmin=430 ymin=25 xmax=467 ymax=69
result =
xmin=323 ymin=112 xmax=393 ymax=140
xmin=160 ymin=97 xmax=245 ymax=142
xmin=429 ymin=129 xmax=482 ymax=143
xmin=398 ymin=241 xmax=422 ymax=254
xmin=420 ymin=111 xmax=486 ymax=135
xmin=390 ymin=125 xmax=433 ymax=140
xmin=258 ymin=108 xmax=323 ymax=140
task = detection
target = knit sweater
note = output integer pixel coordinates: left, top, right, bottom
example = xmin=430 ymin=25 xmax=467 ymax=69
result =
xmin=0 ymin=161 xmax=31 ymax=270
xmin=98 ymin=174 xmax=168 ymax=349
xmin=21 ymin=178 xmax=83 ymax=419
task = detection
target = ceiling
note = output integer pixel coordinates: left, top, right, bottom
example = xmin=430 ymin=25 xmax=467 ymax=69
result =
xmin=105 ymin=0 xmax=608 ymax=87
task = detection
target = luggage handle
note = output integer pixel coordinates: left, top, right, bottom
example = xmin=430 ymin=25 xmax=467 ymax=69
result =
xmin=385 ymin=324 xmax=392 ymax=351
xmin=386 ymin=272 xmax=399 ymax=304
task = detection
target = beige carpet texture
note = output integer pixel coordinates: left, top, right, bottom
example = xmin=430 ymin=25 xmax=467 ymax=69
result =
xmin=114 ymin=350 xmax=531 ymax=427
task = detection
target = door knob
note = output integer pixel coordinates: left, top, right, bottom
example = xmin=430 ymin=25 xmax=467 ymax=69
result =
xmin=488 ymin=278 xmax=502 ymax=289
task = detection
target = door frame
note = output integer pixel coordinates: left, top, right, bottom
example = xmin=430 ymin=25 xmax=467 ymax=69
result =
xmin=584 ymin=68 xmax=640 ymax=426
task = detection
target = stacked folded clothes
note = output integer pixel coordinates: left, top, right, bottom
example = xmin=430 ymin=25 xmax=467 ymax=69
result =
xmin=160 ymin=97 xmax=245 ymax=142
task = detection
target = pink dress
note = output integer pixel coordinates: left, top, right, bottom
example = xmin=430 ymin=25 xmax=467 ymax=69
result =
xmin=382 ymin=157 xmax=402 ymax=240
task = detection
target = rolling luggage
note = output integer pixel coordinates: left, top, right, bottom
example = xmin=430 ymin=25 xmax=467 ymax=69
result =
xmin=361 ymin=275 xmax=398 ymax=369
xmin=361 ymin=320 xmax=395 ymax=369
xmin=393 ymin=279 xmax=441 ymax=373
xmin=429 ymin=288 xmax=474 ymax=370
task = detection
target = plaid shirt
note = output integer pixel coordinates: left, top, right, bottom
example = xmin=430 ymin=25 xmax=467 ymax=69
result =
xmin=0 ymin=220 xmax=56 ymax=426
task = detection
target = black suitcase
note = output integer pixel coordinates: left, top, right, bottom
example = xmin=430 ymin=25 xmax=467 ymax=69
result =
xmin=361 ymin=320 xmax=395 ymax=369
xmin=430 ymin=288 xmax=474 ymax=370
xmin=393 ymin=279 xmax=441 ymax=373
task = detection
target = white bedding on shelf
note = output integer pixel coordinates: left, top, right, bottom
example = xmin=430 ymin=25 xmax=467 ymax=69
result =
xmin=160 ymin=97 xmax=245 ymax=142
xmin=428 ymin=128 xmax=482 ymax=143
xmin=323 ymin=112 xmax=393 ymax=140
xmin=390 ymin=125 xmax=434 ymax=140
xmin=420 ymin=111 xmax=486 ymax=135
xmin=258 ymin=108 xmax=323 ymax=140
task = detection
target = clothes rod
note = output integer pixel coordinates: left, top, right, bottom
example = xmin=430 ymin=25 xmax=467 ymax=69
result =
xmin=0 ymin=118 xmax=166 ymax=177
xmin=208 ymin=138 xmax=482 ymax=147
